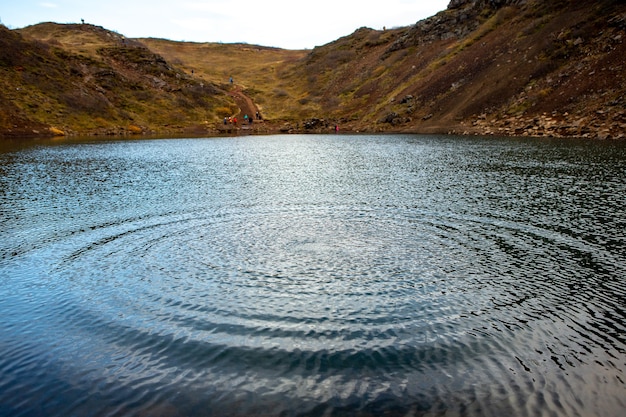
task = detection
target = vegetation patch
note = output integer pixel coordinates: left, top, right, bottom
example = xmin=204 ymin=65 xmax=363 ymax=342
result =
xmin=2 ymin=0 xmax=626 ymax=139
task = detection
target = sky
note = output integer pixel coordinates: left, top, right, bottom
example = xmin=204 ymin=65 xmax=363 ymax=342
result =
xmin=2 ymin=0 xmax=450 ymax=49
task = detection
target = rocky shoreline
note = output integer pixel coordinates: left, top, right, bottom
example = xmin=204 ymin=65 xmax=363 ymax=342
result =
xmin=460 ymin=111 xmax=626 ymax=140
xmin=4 ymin=113 xmax=624 ymax=140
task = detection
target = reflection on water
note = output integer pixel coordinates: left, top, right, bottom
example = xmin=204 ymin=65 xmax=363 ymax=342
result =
xmin=0 ymin=134 xmax=625 ymax=417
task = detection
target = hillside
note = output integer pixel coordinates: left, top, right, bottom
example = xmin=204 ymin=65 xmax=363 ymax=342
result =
xmin=1 ymin=0 xmax=625 ymax=139
xmin=138 ymin=38 xmax=307 ymax=121
xmin=1 ymin=23 xmax=233 ymax=137
xmin=281 ymin=0 xmax=626 ymax=138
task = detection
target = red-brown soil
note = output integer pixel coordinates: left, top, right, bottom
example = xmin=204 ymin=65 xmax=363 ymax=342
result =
xmin=1 ymin=0 xmax=625 ymax=139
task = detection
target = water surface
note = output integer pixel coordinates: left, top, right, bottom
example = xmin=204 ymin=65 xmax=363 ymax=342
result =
xmin=1 ymin=134 xmax=624 ymax=416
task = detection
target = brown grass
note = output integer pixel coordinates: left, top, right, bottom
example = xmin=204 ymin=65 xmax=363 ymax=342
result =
xmin=5 ymin=1 xmax=626 ymax=138
xmin=139 ymin=39 xmax=308 ymax=120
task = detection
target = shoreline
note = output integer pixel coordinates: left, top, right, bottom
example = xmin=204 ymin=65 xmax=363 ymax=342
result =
xmin=2 ymin=113 xmax=625 ymax=141
xmin=2 ymin=124 xmax=623 ymax=142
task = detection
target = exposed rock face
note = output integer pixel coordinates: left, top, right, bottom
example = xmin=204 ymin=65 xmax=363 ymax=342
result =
xmin=385 ymin=7 xmax=478 ymax=53
xmin=387 ymin=0 xmax=531 ymax=54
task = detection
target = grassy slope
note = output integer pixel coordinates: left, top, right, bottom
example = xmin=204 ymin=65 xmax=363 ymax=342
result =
xmin=139 ymin=39 xmax=308 ymax=121
xmin=0 ymin=25 xmax=57 ymax=136
xmin=284 ymin=0 xmax=626 ymax=137
xmin=2 ymin=23 xmax=232 ymax=136
xmin=2 ymin=0 xmax=625 ymax=138
xmin=138 ymin=0 xmax=626 ymax=138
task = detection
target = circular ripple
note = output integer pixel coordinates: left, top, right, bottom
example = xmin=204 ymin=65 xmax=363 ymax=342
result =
xmin=51 ymin=203 xmax=622 ymax=360
xmin=3 ymin=136 xmax=625 ymax=417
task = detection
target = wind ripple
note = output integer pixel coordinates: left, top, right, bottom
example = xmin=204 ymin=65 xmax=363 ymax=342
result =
xmin=1 ymin=135 xmax=624 ymax=417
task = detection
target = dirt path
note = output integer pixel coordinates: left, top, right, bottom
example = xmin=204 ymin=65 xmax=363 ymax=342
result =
xmin=228 ymin=87 xmax=259 ymax=122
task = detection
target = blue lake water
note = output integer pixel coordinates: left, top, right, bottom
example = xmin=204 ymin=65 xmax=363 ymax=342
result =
xmin=0 ymin=134 xmax=625 ymax=416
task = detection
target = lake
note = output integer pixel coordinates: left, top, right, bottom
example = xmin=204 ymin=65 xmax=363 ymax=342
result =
xmin=0 ymin=134 xmax=624 ymax=417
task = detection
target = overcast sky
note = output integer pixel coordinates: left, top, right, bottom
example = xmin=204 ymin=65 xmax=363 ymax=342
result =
xmin=2 ymin=0 xmax=450 ymax=49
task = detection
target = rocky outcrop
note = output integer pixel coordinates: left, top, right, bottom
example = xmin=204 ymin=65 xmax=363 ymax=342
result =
xmin=386 ymin=0 xmax=529 ymax=54
xmin=385 ymin=8 xmax=478 ymax=54
xmin=464 ymin=111 xmax=626 ymax=140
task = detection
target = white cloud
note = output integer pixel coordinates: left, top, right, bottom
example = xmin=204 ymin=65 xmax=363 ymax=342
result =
xmin=39 ymin=2 xmax=58 ymax=8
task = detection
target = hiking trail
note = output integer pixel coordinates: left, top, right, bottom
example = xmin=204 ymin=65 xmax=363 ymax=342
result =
xmin=229 ymin=87 xmax=260 ymax=121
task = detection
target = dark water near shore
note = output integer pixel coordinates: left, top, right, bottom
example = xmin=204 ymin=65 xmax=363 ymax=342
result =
xmin=1 ymin=134 xmax=624 ymax=417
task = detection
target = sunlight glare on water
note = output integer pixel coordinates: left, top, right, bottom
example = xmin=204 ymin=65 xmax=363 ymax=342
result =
xmin=0 ymin=134 xmax=625 ymax=417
